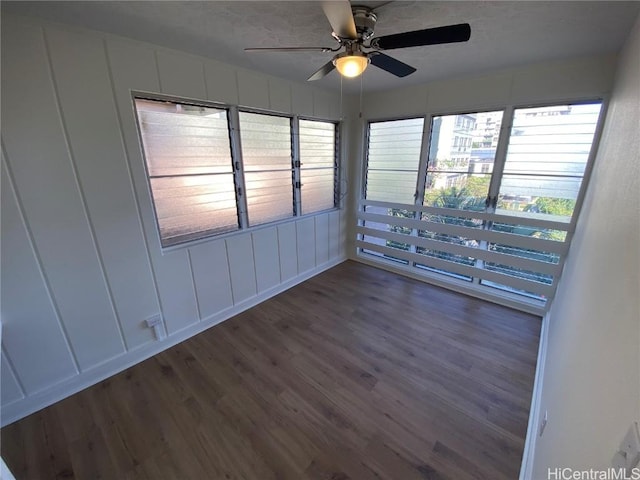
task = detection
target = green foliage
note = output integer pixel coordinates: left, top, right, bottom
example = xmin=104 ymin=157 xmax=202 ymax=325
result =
xmin=424 ymin=175 xmax=489 ymax=211
xmin=387 ymin=208 xmax=413 ymax=251
xmin=532 ymin=197 xmax=576 ymax=217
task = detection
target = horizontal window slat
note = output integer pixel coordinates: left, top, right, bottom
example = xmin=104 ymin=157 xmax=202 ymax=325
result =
xmin=159 ymin=206 xmax=239 ymax=226
xmin=161 ymin=221 xmax=239 ymax=247
xmin=158 ymin=210 xmax=239 ymax=246
xmin=357 ymin=226 xmax=561 ymax=276
xmin=358 ymin=211 xmax=568 ymax=255
xmin=356 ymin=240 xmax=555 ymax=297
xmin=360 ymin=199 xmax=571 ymax=231
xmin=149 ymin=166 xmax=233 ymax=176
xmin=139 ymin=112 xmax=228 ymax=129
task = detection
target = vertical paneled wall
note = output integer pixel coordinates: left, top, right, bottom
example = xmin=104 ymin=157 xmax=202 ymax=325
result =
xmin=0 ymin=14 xmax=347 ymax=425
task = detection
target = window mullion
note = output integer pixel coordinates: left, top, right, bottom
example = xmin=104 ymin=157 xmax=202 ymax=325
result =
xmin=473 ymin=108 xmax=513 ymax=282
xmin=228 ymin=106 xmax=249 ymax=229
xmin=334 ymin=122 xmax=341 ymax=209
xmin=414 ymin=114 xmax=432 ymax=206
xmin=292 ymin=116 xmax=302 ymax=216
xmin=486 ymin=106 xmax=514 ymax=209
xmin=410 ymin=114 xmax=432 ymax=257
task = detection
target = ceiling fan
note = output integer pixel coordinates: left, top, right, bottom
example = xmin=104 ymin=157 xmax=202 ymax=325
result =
xmin=245 ymin=0 xmax=471 ymax=81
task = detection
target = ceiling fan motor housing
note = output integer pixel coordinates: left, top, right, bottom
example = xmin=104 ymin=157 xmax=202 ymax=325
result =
xmin=352 ymin=6 xmax=377 ymax=40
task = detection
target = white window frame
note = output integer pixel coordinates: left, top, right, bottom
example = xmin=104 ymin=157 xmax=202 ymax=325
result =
xmin=132 ymin=92 xmax=341 ymax=251
xmin=297 ymin=116 xmax=340 ymax=216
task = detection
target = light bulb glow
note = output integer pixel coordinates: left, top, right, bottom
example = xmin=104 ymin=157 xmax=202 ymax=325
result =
xmin=334 ymin=55 xmax=369 ymax=78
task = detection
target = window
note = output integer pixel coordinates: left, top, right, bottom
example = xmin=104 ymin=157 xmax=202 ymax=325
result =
xmin=134 ymin=96 xmax=340 ymax=248
xmin=416 ymin=111 xmax=502 ymax=279
xmin=238 ymin=112 xmax=294 ymax=226
xmin=364 ymin=117 xmax=424 ymax=204
xmin=299 ymin=119 xmax=338 ymax=215
xmin=134 ymin=98 xmax=239 ymax=247
xmin=495 ymin=103 xmax=602 ymax=222
xmin=358 ymin=102 xmax=603 ymax=308
xmin=482 ymin=102 xmax=602 ymax=296
xmin=362 ymin=118 xmax=424 ymax=263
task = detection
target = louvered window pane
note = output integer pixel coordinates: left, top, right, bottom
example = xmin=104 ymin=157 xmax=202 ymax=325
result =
xmin=424 ymin=111 xmax=502 ymax=211
xmin=299 ymin=119 xmax=336 ymax=214
xmin=150 ymin=175 xmax=238 ymax=246
xmin=365 ymin=118 xmax=424 ymax=203
xmin=301 ymin=168 xmax=335 ymax=215
xmin=244 ymin=170 xmax=294 ymax=224
xmin=503 ymin=104 xmax=601 ymax=176
xmin=239 ymin=112 xmax=294 ymax=226
xmin=497 ymin=103 xmax=602 ymax=221
xmin=135 ymin=98 xmax=239 ymax=247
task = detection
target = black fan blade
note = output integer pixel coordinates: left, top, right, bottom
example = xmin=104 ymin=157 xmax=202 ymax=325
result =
xmin=371 ymin=23 xmax=471 ymax=50
xmin=308 ymin=61 xmax=336 ymax=81
xmin=245 ymin=47 xmax=333 ymax=52
xmin=370 ymin=53 xmax=416 ymax=77
xmin=321 ymin=0 xmax=357 ymax=40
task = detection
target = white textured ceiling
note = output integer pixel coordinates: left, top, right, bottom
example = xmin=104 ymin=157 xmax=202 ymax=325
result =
xmin=4 ymin=1 xmax=640 ymax=93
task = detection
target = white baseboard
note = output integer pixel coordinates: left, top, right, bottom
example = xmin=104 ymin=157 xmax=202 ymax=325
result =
xmin=519 ymin=310 xmax=551 ymax=479
xmin=1 ymin=257 xmax=347 ymax=427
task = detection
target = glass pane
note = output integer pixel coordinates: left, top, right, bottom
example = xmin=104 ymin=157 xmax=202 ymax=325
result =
xmin=150 ymin=174 xmax=239 ymax=246
xmin=504 ymin=103 xmax=601 ymax=176
xmin=497 ymin=175 xmax=580 ymax=222
xmin=301 ymin=167 xmax=335 ymax=215
xmin=245 ymin=170 xmax=294 ymax=226
xmin=491 ymin=221 xmax=567 ymax=242
xmin=415 ymin=263 xmax=473 ymax=281
xmin=483 ymin=262 xmax=552 ymax=287
xmin=239 ymin=112 xmax=294 ymax=226
xmin=300 ymin=120 xmax=336 ymax=214
xmin=497 ymin=103 xmax=602 ymax=221
xmin=425 ymin=110 xmax=502 ymax=211
xmin=135 ymin=98 xmax=233 ymax=176
xmin=424 ymin=173 xmax=491 ymax=211
xmin=484 ymin=263 xmax=552 ymax=284
xmin=415 ymin=247 xmax=476 ymax=267
xmin=367 ymin=170 xmax=419 ymax=204
xmin=299 ymin=120 xmax=336 ymax=168
xmin=365 ymin=118 xmax=424 ymax=203
xmin=488 ymin=243 xmax=560 ymax=264
xmin=239 ymin=112 xmax=292 ymax=171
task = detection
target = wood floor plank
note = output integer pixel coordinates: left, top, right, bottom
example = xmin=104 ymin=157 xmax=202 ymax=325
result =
xmin=1 ymin=261 xmax=540 ymax=479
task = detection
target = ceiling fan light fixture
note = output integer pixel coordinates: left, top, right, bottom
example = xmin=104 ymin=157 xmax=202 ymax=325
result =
xmin=333 ymin=52 xmax=369 ymax=78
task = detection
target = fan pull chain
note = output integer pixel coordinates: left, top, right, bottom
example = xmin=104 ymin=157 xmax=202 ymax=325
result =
xmin=339 ymin=74 xmax=343 ymax=121
xmin=359 ymin=72 xmax=364 ymax=118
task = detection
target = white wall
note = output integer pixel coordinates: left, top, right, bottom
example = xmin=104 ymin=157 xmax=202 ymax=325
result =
xmin=530 ymin=14 xmax=640 ymax=476
xmin=0 ymin=14 xmax=349 ymax=425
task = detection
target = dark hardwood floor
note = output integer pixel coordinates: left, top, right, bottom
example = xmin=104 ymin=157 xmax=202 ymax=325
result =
xmin=1 ymin=260 xmax=541 ymax=479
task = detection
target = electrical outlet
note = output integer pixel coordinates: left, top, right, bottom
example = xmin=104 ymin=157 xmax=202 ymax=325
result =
xmin=145 ymin=314 xmax=162 ymax=328
xmin=145 ymin=314 xmax=165 ymax=340
xmin=539 ymin=410 xmax=548 ymax=437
